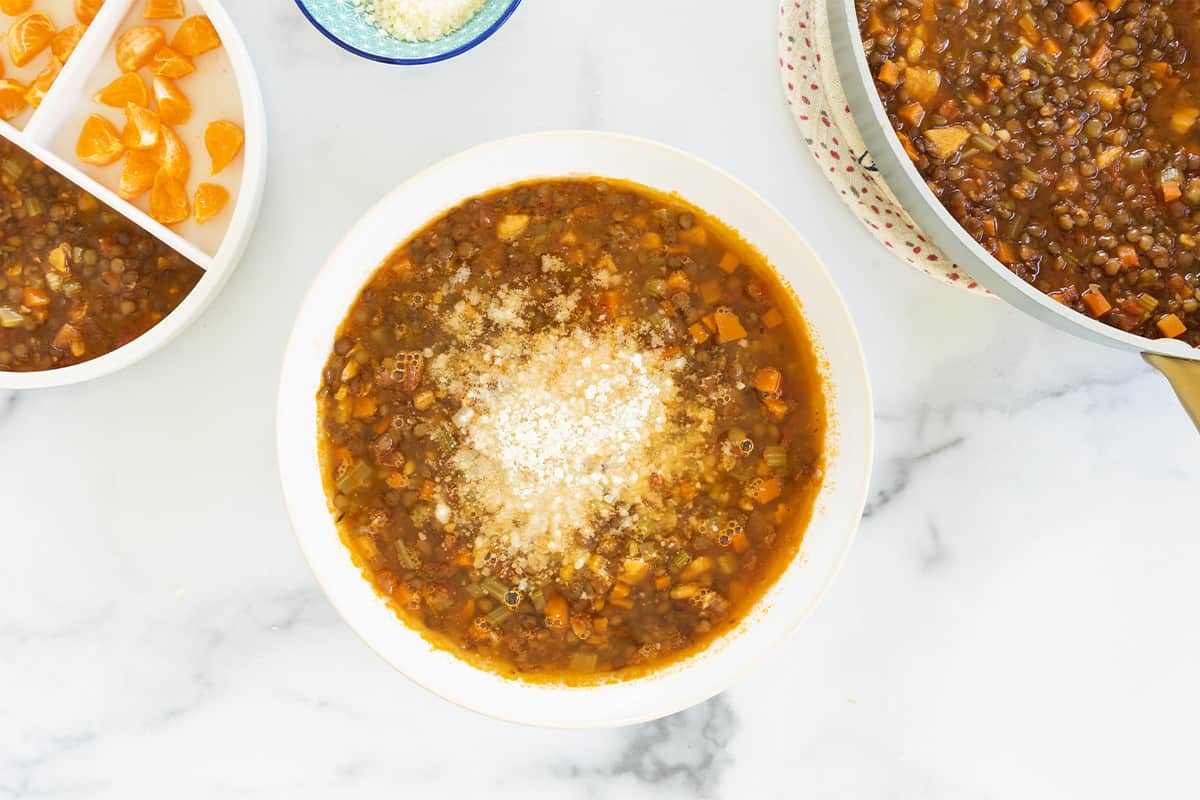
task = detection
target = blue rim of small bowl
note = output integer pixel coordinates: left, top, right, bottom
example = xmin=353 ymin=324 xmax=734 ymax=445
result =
xmin=294 ymin=0 xmax=522 ymax=65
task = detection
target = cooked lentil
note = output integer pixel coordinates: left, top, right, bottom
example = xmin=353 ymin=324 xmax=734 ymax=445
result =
xmin=317 ymin=178 xmax=827 ymax=683
xmin=0 ymin=137 xmax=203 ymax=371
xmin=859 ymin=0 xmax=1200 ymax=346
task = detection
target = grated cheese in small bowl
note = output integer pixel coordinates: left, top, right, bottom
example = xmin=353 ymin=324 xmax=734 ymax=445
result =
xmin=348 ymin=0 xmax=489 ymax=42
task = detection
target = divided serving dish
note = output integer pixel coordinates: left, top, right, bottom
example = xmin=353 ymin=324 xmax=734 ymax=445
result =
xmin=0 ymin=0 xmax=265 ymax=390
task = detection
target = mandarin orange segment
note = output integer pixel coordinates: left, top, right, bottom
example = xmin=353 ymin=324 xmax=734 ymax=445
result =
xmin=0 ymin=0 xmax=32 ymax=16
xmin=118 ymin=149 xmax=157 ymax=199
xmin=151 ymin=75 xmax=189 ymax=125
xmin=143 ymin=0 xmax=183 ymax=20
xmin=76 ymin=113 xmax=124 ymax=165
xmin=0 ymin=78 xmax=27 ymax=120
xmin=155 ymin=124 xmax=189 ymax=181
xmin=193 ymin=182 xmax=229 ymax=225
xmin=75 ymin=0 xmax=103 ymax=24
xmin=115 ymin=25 xmax=165 ymax=72
xmin=8 ymin=11 xmax=55 ymax=67
xmin=94 ymin=71 xmax=147 ymax=107
xmin=171 ymin=15 xmax=220 ymax=57
xmin=149 ymin=45 xmax=193 ymax=78
xmin=149 ymin=168 xmax=188 ymax=225
xmin=51 ymin=23 xmax=86 ymax=61
xmin=204 ymin=120 xmax=243 ymax=175
xmin=23 ymin=56 xmax=60 ymax=108
xmin=120 ymin=102 xmax=160 ymax=150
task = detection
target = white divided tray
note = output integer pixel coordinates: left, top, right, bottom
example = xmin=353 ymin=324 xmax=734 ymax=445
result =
xmin=0 ymin=0 xmax=265 ymax=389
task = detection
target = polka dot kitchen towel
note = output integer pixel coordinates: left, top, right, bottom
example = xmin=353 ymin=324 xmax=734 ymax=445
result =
xmin=778 ymin=0 xmax=987 ymax=294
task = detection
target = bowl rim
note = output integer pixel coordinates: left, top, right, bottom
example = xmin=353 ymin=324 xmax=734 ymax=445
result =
xmin=293 ymin=0 xmax=523 ymax=66
xmin=276 ymin=130 xmax=874 ymax=727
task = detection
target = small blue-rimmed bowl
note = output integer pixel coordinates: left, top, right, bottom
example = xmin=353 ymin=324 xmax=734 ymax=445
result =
xmin=295 ymin=0 xmax=521 ymax=65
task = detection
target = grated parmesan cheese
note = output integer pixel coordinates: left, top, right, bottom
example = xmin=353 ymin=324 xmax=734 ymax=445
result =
xmin=347 ymin=0 xmax=487 ymax=42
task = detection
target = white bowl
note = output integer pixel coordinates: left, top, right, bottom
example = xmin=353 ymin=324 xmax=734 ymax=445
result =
xmin=276 ymin=131 xmax=874 ymax=728
xmin=0 ymin=0 xmax=266 ymax=389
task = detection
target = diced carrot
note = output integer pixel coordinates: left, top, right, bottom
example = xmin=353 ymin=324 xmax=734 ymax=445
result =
xmin=747 ymin=476 xmax=783 ymax=505
xmin=1157 ymin=314 xmax=1187 ymax=338
xmin=729 ymin=532 xmax=751 ymax=554
xmin=995 ymin=240 xmax=1017 ymax=265
xmin=1116 ymin=243 xmax=1140 ymax=267
xmin=714 ymin=307 xmax=748 ymax=343
xmin=1089 ymin=41 xmax=1111 ymax=70
xmin=1017 ymin=13 xmax=1041 ymax=42
xmin=543 ymin=594 xmax=568 ymax=629
xmin=352 ymin=397 xmax=378 ymax=418
xmin=1081 ymin=288 xmax=1113 ymax=317
xmin=23 ymin=287 xmax=51 ymax=307
xmin=904 ymin=66 xmax=942 ymax=105
xmin=1147 ymin=61 xmax=1171 ymax=80
xmin=1067 ymin=1 xmax=1099 ymax=27
xmin=701 ymin=312 xmax=717 ymax=332
xmin=688 ymin=321 xmax=711 ymax=344
xmin=450 ymin=549 xmax=474 ymax=567
xmin=679 ymin=226 xmax=708 ymax=246
xmin=718 ymin=251 xmax=740 ymax=273
xmin=866 ymin=11 xmax=886 ymax=35
xmin=936 ymin=98 xmax=960 ymax=120
xmin=761 ymin=308 xmax=784 ymax=328
xmin=419 ymin=479 xmax=436 ymax=501
xmin=982 ymin=215 xmax=997 ymax=236
xmin=665 ymin=270 xmax=691 ymax=292
xmin=1171 ymin=107 xmax=1199 ymax=135
xmin=699 ymin=279 xmax=722 ymax=304
xmin=753 ymin=367 xmax=782 ymax=394
xmin=1162 ymin=180 xmax=1182 ymax=203
xmin=592 ymin=616 xmax=609 ymax=634
xmin=761 ymin=396 xmax=789 ymax=419
xmin=1104 ymin=0 xmax=1123 ymax=9
xmin=898 ymin=101 xmax=926 ymax=127
xmin=877 ymin=59 xmax=900 ymax=86
xmin=921 ymin=0 xmax=935 ymax=20
xmin=640 ymin=231 xmax=662 ymax=250
xmin=896 ymin=131 xmax=920 ymax=161
xmin=1048 ymin=291 xmax=1069 ymax=305
xmin=654 ymin=574 xmax=671 ymax=590
xmin=1041 ymin=38 xmax=1062 ymax=57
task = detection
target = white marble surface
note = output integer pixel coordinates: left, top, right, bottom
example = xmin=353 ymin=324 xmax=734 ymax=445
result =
xmin=2 ymin=1 xmax=1198 ymax=797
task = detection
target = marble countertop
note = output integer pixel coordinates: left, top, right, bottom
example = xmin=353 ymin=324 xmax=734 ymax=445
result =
xmin=3 ymin=1 xmax=1198 ymax=797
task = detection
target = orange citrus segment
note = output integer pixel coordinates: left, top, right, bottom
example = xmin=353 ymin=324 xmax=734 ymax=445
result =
xmin=0 ymin=0 xmax=32 ymax=15
xmin=155 ymin=124 xmax=189 ymax=182
xmin=0 ymin=78 xmax=27 ymax=120
xmin=115 ymin=24 xmax=164 ymax=71
xmin=94 ymin=71 xmax=147 ymax=107
xmin=8 ymin=11 xmax=55 ymax=67
xmin=75 ymin=0 xmax=103 ymax=24
xmin=76 ymin=114 xmax=124 ymax=165
xmin=193 ymin=182 xmax=229 ymax=224
xmin=151 ymin=76 xmax=189 ymax=125
xmin=149 ymin=45 xmax=193 ymax=78
xmin=120 ymin=102 xmax=160 ymax=150
xmin=23 ymin=56 xmax=61 ymax=108
xmin=171 ymin=15 xmax=220 ymax=56
xmin=204 ymin=120 xmax=243 ymax=175
xmin=118 ymin=149 xmax=158 ymax=199
xmin=51 ymin=23 xmax=86 ymax=61
xmin=143 ymin=0 xmax=182 ymax=19
xmin=149 ymin=168 xmax=188 ymax=225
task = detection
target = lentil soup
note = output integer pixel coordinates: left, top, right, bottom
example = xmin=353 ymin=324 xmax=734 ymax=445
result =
xmin=859 ymin=0 xmax=1200 ymax=346
xmin=0 ymin=136 xmax=203 ymax=371
xmin=317 ymin=178 xmax=828 ymax=684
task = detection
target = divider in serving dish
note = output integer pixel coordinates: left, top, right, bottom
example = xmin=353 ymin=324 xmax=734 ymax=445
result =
xmin=0 ymin=0 xmax=265 ymax=389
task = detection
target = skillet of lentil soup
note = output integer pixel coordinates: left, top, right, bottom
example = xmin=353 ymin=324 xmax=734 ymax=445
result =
xmin=0 ymin=137 xmax=203 ymax=371
xmin=317 ymin=178 xmax=827 ymax=684
xmin=859 ymin=0 xmax=1200 ymax=347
